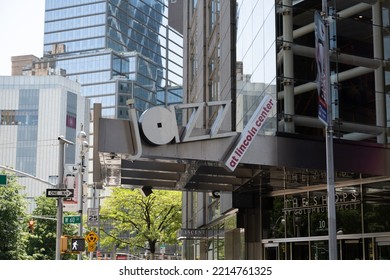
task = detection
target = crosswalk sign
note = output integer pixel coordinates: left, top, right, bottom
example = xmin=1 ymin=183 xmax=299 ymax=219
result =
xmin=71 ymin=238 xmax=86 ymax=252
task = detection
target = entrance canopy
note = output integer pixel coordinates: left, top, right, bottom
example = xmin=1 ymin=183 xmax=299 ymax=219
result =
xmin=94 ymin=104 xmax=390 ymax=194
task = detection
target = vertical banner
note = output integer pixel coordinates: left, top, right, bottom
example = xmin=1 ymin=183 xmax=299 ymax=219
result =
xmin=315 ymin=11 xmax=328 ymax=125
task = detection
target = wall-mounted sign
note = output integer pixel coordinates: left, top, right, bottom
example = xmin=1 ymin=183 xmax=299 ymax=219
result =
xmin=119 ymin=100 xmax=237 ymax=161
xmin=178 ymin=228 xmax=224 ymax=239
xmin=224 ymin=95 xmax=275 ymax=171
xmin=139 ymin=100 xmax=236 ymax=146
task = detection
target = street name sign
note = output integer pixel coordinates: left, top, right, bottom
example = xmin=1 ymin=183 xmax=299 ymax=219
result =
xmin=64 ymin=216 xmax=81 ymax=224
xmin=0 ymin=174 xmax=6 ymax=185
xmin=46 ymin=189 xmax=74 ymax=198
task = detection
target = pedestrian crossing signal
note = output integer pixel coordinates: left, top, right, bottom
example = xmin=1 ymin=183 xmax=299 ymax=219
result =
xmin=71 ymin=238 xmax=86 ymax=252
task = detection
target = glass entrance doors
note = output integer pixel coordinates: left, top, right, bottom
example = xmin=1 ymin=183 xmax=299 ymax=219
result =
xmin=376 ymin=237 xmax=390 ymax=260
xmin=264 ymin=243 xmax=279 ymax=260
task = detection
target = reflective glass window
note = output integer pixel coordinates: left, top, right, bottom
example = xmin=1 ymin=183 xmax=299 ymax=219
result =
xmin=45 ymin=3 xmax=106 ymax=21
xmin=45 ymin=15 xmax=105 ymax=33
xmin=45 ymin=26 xmax=106 ymax=43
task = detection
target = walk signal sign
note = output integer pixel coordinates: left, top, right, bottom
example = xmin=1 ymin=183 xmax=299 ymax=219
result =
xmin=71 ymin=238 xmax=85 ymax=252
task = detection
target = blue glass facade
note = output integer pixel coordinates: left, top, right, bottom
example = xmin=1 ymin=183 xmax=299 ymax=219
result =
xmin=44 ymin=0 xmax=183 ymax=118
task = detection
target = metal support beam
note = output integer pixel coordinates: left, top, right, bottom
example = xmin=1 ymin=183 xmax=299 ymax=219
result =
xmin=282 ymin=0 xmax=295 ymax=133
xmin=373 ymin=2 xmax=387 ymax=144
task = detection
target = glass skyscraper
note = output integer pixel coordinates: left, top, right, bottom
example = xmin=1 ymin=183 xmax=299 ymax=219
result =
xmin=43 ymin=0 xmax=183 ymax=118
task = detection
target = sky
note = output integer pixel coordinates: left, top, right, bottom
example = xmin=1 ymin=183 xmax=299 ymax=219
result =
xmin=0 ymin=0 xmax=45 ymax=76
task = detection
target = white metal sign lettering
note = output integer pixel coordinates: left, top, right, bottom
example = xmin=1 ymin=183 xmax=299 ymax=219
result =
xmin=138 ymin=100 xmax=236 ymax=146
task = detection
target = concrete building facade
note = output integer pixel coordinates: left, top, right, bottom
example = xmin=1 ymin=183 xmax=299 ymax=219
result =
xmin=0 ymin=76 xmax=89 ymax=213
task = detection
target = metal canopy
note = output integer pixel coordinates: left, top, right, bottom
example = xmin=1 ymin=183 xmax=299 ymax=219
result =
xmin=99 ymin=154 xmax=261 ymax=192
xmin=95 ymin=110 xmax=390 ymax=194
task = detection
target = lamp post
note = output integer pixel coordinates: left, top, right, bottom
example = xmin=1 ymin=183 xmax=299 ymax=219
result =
xmin=56 ymin=136 xmax=74 ymax=260
xmin=77 ymin=129 xmax=89 ymax=260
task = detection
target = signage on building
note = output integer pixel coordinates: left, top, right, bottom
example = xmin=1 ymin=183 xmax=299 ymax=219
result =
xmin=178 ymin=228 xmax=224 ymax=239
xmin=282 ymin=190 xmax=361 ymax=216
xmin=121 ymin=99 xmax=237 ymax=161
xmin=105 ymin=97 xmax=276 ymax=168
xmin=138 ymin=100 xmax=236 ymax=146
xmin=178 ymin=229 xmax=207 ymax=239
xmin=224 ymin=95 xmax=275 ymax=171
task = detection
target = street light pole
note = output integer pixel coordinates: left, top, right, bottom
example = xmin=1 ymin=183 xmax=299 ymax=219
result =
xmin=56 ymin=136 xmax=74 ymax=260
xmin=321 ymin=0 xmax=337 ymax=260
xmin=77 ymin=129 xmax=89 ymax=260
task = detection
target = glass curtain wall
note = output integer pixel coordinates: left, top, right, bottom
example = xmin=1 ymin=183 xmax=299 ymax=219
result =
xmin=44 ymin=0 xmax=182 ymax=118
xmin=235 ymin=1 xmax=277 ymax=134
xmin=262 ymin=167 xmax=390 ymax=260
xmin=259 ymin=1 xmax=390 ymax=260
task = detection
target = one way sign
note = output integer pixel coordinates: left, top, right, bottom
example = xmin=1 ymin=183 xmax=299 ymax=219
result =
xmin=46 ymin=189 xmax=74 ymax=198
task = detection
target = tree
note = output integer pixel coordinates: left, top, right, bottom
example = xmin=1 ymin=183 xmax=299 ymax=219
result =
xmin=100 ymin=188 xmax=182 ymax=259
xmin=26 ymin=195 xmax=78 ymax=260
xmin=0 ymin=172 xmax=29 ymax=260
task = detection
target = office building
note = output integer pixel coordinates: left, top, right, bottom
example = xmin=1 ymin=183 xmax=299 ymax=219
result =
xmin=43 ymin=0 xmax=183 ymax=118
xmin=0 ymin=76 xmax=89 ymax=213
xmin=11 ymin=55 xmax=39 ymax=76
xmin=178 ymin=0 xmax=390 ymax=260
xmin=94 ymin=0 xmax=390 ymax=260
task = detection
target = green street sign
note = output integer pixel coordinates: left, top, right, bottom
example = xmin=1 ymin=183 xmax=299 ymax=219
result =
xmin=64 ymin=216 xmax=81 ymax=224
xmin=0 ymin=175 xmax=7 ymax=185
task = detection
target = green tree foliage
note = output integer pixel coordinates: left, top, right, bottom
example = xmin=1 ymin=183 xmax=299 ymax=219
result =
xmin=26 ymin=195 xmax=78 ymax=260
xmin=100 ymin=188 xmax=182 ymax=258
xmin=0 ymin=172 xmax=29 ymax=260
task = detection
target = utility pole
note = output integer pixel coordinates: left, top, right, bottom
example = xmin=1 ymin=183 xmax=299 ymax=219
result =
xmin=55 ymin=136 xmax=74 ymax=260
xmin=77 ymin=128 xmax=89 ymax=260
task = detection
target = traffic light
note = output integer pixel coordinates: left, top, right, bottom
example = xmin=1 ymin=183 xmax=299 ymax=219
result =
xmin=60 ymin=236 xmax=68 ymax=253
xmin=28 ymin=219 xmax=34 ymax=233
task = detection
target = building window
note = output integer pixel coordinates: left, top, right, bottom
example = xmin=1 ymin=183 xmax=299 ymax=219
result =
xmin=208 ymin=0 xmax=220 ymax=34
xmin=0 ymin=110 xmax=38 ymax=126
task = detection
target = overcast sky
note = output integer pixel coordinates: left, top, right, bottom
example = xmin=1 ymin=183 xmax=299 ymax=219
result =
xmin=0 ymin=0 xmax=45 ymax=75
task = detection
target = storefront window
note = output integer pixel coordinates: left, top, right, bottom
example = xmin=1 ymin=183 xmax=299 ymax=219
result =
xmin=311 ymin=241 xmax=328 ymax=260
xmin=364 ymin=182 xmax=390 ymax=233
